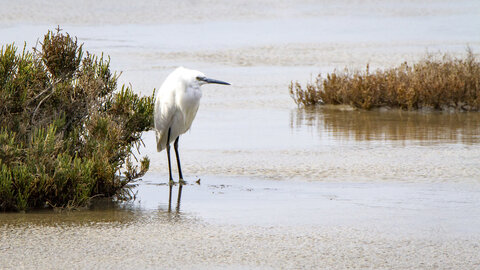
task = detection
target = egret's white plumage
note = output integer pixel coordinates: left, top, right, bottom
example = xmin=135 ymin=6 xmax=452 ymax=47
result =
xmin=154 ymin=67 xmax=204 ymax=152
xmin=154 ymin=67 xmax=230 ymax=189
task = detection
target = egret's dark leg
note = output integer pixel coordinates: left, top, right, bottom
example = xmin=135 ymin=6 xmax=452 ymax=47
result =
xmin=166 ymin=128 xmax=173 ymax=209
xmin=166 ymin=128 xmax=173 ymax=182
xmin=173 ymin=136 xmax=184 ymax=183
xmin=174 ymin=136 xmax=184 ymax=211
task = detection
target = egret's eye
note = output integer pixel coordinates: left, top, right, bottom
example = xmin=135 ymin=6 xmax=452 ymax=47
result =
xmin=196 ymin=76 xmax=206 ymax=81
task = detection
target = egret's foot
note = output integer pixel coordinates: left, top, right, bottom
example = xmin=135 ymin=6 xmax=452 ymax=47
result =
xmin=168 ymin=179 xmax=175 ymax=186
xmin=179 ymin=179 xmax=187 ymax=185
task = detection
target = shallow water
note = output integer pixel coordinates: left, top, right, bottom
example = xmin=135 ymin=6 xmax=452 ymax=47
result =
xmin=2 ymin=176 xmax=480 ymax=269
xmin=1 ymin=0 xmax=480 ymax=268
xmin=294 ymin=106 xmax=480 ymax=145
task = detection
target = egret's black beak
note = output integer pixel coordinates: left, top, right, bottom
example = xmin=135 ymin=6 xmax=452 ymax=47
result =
xmin=198 ymin=76 xmax=231 ymax=85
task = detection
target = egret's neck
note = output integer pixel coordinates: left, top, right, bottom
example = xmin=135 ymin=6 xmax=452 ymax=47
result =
xmin=187 ymin=84 xmax=202 ymax=97
xmin=178 ymin=84 xmax=202 ymax=110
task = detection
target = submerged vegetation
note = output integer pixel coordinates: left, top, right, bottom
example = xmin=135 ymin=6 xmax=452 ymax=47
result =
xmin=0 ymin=29 xmax=154 ymax=211
xmin=290 ymin=50 xmax=480 ymax=111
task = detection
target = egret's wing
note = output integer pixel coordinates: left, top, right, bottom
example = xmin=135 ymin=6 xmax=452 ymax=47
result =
xmin=154 ymin=95 xmax=176 ymax=152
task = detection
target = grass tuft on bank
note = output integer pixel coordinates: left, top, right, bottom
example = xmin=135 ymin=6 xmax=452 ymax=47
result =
xmin=0 ymin=28 xmax=154 ymax=211
xmin=290 ymin=49 xmax=480 ymax=111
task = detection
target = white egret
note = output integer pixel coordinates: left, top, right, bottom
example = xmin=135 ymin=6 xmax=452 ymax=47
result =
xmin=154 ymin=67 xmax=230 ymax=206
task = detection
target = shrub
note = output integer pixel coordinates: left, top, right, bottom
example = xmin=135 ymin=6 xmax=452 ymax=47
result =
xmin=290 ymin=49 xmax=480 ymax=111
xmin=0 ymin=29 xmax=154 ymax=211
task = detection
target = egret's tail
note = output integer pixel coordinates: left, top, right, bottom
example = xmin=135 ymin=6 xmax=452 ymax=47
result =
xmin=156 ymin=141 xmax=164 ymax=152
xmin=155 ymin=131 xmax=165 ymax=152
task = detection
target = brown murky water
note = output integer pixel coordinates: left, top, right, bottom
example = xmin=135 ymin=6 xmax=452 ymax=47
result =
xmin=1 ymin=0 xmax=480 ymax=269
xmin=294 ymin=106 xmax=480 ymax=145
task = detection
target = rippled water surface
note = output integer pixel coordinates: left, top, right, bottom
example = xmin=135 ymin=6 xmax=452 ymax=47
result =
xmin=1 ymin=0 xmax=480 ymax=269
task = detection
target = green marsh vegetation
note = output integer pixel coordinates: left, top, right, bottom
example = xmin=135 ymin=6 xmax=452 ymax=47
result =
xmin=0 ymin=29 xmax=154 ymax=211
xmin=290 ymin=49 xmax=480 ymax=111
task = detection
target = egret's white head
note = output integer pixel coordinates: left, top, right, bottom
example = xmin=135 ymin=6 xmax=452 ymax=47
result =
xmin=176 ymin=67 xmax=230 ymax=88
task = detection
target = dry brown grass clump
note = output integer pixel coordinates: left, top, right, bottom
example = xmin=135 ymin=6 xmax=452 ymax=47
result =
xmin=290 ymin=49 xmax=480 ymax=111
